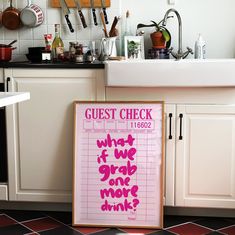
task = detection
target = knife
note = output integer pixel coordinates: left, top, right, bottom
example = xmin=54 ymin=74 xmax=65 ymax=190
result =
xmin=74 ymin=0 xmax=87 ymax=28
xmin=101 ymin=0 xmax=108 ymax=24
xmin=59 ymin=0 xmax=74 ymax=33
xmin=90 ymin=0 xmax=98 ymax=26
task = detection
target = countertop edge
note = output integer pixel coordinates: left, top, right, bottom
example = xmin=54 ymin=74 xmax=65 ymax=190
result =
xmin=0 ymin=62 xmax=105 ymax=69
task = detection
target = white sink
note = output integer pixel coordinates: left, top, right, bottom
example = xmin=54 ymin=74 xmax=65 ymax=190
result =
xmin=105 ymin=59 xmax=235 ymax=87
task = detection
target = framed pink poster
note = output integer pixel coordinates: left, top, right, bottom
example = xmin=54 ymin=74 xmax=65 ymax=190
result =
xmin=73 ymin=101 xmax=164 ymax=228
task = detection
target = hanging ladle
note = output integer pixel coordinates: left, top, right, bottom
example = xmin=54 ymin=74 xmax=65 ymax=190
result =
xmin=7 ymin=40 xmax=17 ymax=47
xmin=0 ymin=40 xmax=17 ymax=48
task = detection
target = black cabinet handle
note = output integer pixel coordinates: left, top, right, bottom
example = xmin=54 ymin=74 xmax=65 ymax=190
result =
xmin=6 ymin=77 xmax=10 ymax=92
xmin=169 ymin=113 xmax=173 ymax=139
xmin=179 ymin=113 xmax=183 ymax=140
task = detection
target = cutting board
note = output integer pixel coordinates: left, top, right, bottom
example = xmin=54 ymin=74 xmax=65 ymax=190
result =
xmin=51 ymin=0 xmax=110 ymax=8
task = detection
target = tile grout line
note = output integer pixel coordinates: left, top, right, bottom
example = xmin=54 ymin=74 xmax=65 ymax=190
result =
xmin=147 ymin=229 xmax=178 ymax=235
xmin=42 ymin=213 xmax=84 ymax=234
xmin=217 ymin=224 xmax=235 ymax=234
xmin=16 ymin=216 xmax=48 ymax=224
xmin=191 ymin=221 xmax=234 ymax=232
xmin=3 ymin=213 xmax=38 ymax=234
xmin=163 ymin=221 xmax=192 ymax=230
xmin=80 ymin=227 xmax=112 ymax=235
xmin=43 ymin=214 xmax=119 ymax=235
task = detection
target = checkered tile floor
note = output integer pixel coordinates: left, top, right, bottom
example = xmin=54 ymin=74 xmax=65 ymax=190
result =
xmin=0 ymin=210 xmax=234 ymax=234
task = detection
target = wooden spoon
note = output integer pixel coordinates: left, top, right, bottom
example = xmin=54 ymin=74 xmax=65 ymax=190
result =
xmin=100 ymin=11 xmax=108 ymax=37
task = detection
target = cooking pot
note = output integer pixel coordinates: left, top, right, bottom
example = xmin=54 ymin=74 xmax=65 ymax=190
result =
xmin=20 ymin=0 xmax=44 ymax=27
xmin=2 ymin=0 xmax=21 ymax=30
xmin=0 ymin=46 xmax=16 ymax=62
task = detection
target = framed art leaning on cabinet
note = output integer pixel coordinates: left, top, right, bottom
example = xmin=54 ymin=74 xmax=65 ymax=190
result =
xmin=73 ymin=101 xmax=164 ymax=228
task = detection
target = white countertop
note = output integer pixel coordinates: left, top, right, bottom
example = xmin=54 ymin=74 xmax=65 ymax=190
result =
xmin=0 ymin=92 xmax=30 ymax=108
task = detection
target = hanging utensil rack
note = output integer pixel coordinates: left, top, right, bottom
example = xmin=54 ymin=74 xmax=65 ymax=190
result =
xmin=51 ymin=0 xmax=110 ymax=8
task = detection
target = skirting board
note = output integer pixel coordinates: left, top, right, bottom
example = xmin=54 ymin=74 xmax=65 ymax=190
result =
xmin=0 ymin=202 xmax=235 ymax=218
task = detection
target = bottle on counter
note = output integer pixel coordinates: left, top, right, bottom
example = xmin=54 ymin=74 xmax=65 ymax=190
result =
xmin=121 ymin=10 xmax=133 ymax=55
xmin=194 ymin=34 xmax=206 ymax=59
xmin=52 ymin=24 xmax=64 ymax=61
xmin=123 ymin=10 xmax=132 ymax=36
xmin=42 ymin=34 xmax=53 ymax=63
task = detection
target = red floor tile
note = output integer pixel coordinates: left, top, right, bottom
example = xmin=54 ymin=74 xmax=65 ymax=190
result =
xmin=74 ymin=227 xmax=109 ymax=234
xmin=22 ymin=217 xmax=62 ymax=232
xmin=219 ymin=225 xmax=235 ymax=235
xmin=0 ymin=215 xmax=17 ymax=227
xmin=167 ymin=222 xmax=212 ymax=235
xmin=120 ymin=228 xmax=161 ymax=234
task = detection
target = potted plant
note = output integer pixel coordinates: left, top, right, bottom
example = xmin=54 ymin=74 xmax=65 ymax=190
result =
xmin=137 ymin=17 xmax=172 ymax=49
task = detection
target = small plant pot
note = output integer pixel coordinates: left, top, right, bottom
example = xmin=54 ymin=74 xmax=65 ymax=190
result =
xmin=150 ymin=31 xmax=166 ymax=49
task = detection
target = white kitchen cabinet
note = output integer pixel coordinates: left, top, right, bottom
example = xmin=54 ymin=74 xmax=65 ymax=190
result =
xmin=175 ymin=105 xmax=235 ymax=208
xmin=106 ymin=87 xmax=235 ymax=209
xmin=164 ymin=104 xmax=176 ymax=206
xmin=5 ymin=68 xmax=105 ymax=202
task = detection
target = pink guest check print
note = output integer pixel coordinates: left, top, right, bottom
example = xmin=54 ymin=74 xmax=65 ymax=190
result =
xmin=73 ymin=102 xmax=164 ymax=229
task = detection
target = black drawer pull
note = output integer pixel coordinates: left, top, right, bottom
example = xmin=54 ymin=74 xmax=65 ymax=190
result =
xmin=169 ymin=113 xmax=173 ymax=139
xmin=6 ymin=77 xmax=11 ymax=92
xmin=179 ymin=113 xmax=183 ymax=140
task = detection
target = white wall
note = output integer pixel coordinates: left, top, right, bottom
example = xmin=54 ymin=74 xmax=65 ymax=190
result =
xmin=121 ymin=0 xmax=235 ymax=59
xmin=0 ymin=0 xmax=235 ymax=60
xmin=0 ymin=0 xmax=121 ymax=61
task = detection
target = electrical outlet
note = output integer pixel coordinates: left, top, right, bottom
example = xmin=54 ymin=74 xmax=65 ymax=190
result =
xmin=168 ymin=0 xmax=175 ymax=5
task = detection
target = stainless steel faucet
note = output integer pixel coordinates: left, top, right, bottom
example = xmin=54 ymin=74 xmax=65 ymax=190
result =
xmin=163 ymin=8 xmax=193 ymax=60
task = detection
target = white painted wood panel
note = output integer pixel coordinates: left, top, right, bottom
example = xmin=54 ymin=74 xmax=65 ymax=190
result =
xmin=176 ymin=105 xmax=235 ymax=208
xmin=164 ymin=105 xmax=176 ymax=206
xmin=5 ymin=69 xmax=105 ymax=202
xmin=0 ymin=185 xmax=8 ymax=200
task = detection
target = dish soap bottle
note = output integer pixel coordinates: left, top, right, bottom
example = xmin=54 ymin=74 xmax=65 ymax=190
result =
xmin=52 ymin=24 xmax=64 ymax=61
xmin=194 ymin=34 xmax=206 ymax=59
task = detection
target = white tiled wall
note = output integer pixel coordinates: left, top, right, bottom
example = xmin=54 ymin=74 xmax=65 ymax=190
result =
xmin=120 ymin=0 xmax=235 ymax=59
xmin=1 ymin=0 xmax=235 ymax=60
xmin=0 ymin=0 xmax=121 ymax=61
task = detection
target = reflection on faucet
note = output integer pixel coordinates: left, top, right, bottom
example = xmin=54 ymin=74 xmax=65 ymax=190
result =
xmin=163 ymin=8 xmax=193 ymax=60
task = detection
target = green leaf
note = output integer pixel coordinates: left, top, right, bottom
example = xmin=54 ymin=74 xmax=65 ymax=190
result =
xmin=162 ymin=30 xmax=170 ymax=42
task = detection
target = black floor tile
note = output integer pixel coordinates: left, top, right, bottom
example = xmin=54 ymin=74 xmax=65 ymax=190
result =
xmin=92 ymin=228 xmax=125 ymax=235
xmin=163 ymin=215 xmax=198 ymax=228
xmin=226 ymin=217 xmax=235 ymax=224
xmin=194 ymin=217 xmax=235 ymax=230
xmin=0 ymin=223 xmax=32 ymax=235
xmin=149 ymin=230 xmax=176 ymax=235
xmin=39 ymin=226 xmax=82 ymax=235
xmin=3 ymin=210 xmax=45 ymax=222
xmin=205 ymin=232 xmax=224 ymax=235
xmin=43 ymin=211 xmax=72 ymax=225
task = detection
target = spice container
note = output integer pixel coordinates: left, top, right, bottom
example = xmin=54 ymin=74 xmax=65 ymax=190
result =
xmin=75 ymin=44 xmax=84 ymax=63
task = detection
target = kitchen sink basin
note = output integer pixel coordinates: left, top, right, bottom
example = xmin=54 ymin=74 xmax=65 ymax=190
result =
xmin=105 ymin=59 xmax=235 ymax=87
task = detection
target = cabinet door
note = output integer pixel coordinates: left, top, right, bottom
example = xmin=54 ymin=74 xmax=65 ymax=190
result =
xmin=5 ymin=69 xmax=105 ymax=202
xmin=176 ymin=105 xmax=235 ymax=208
xmin=164 ymin=104 xmax=176 ymax=206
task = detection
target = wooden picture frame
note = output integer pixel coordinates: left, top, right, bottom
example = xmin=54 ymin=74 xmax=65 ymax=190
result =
xmin=124 ymin=36 xmax=145 ymax=60
xmin=73 ymin=101 xmax=164 ymax=228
